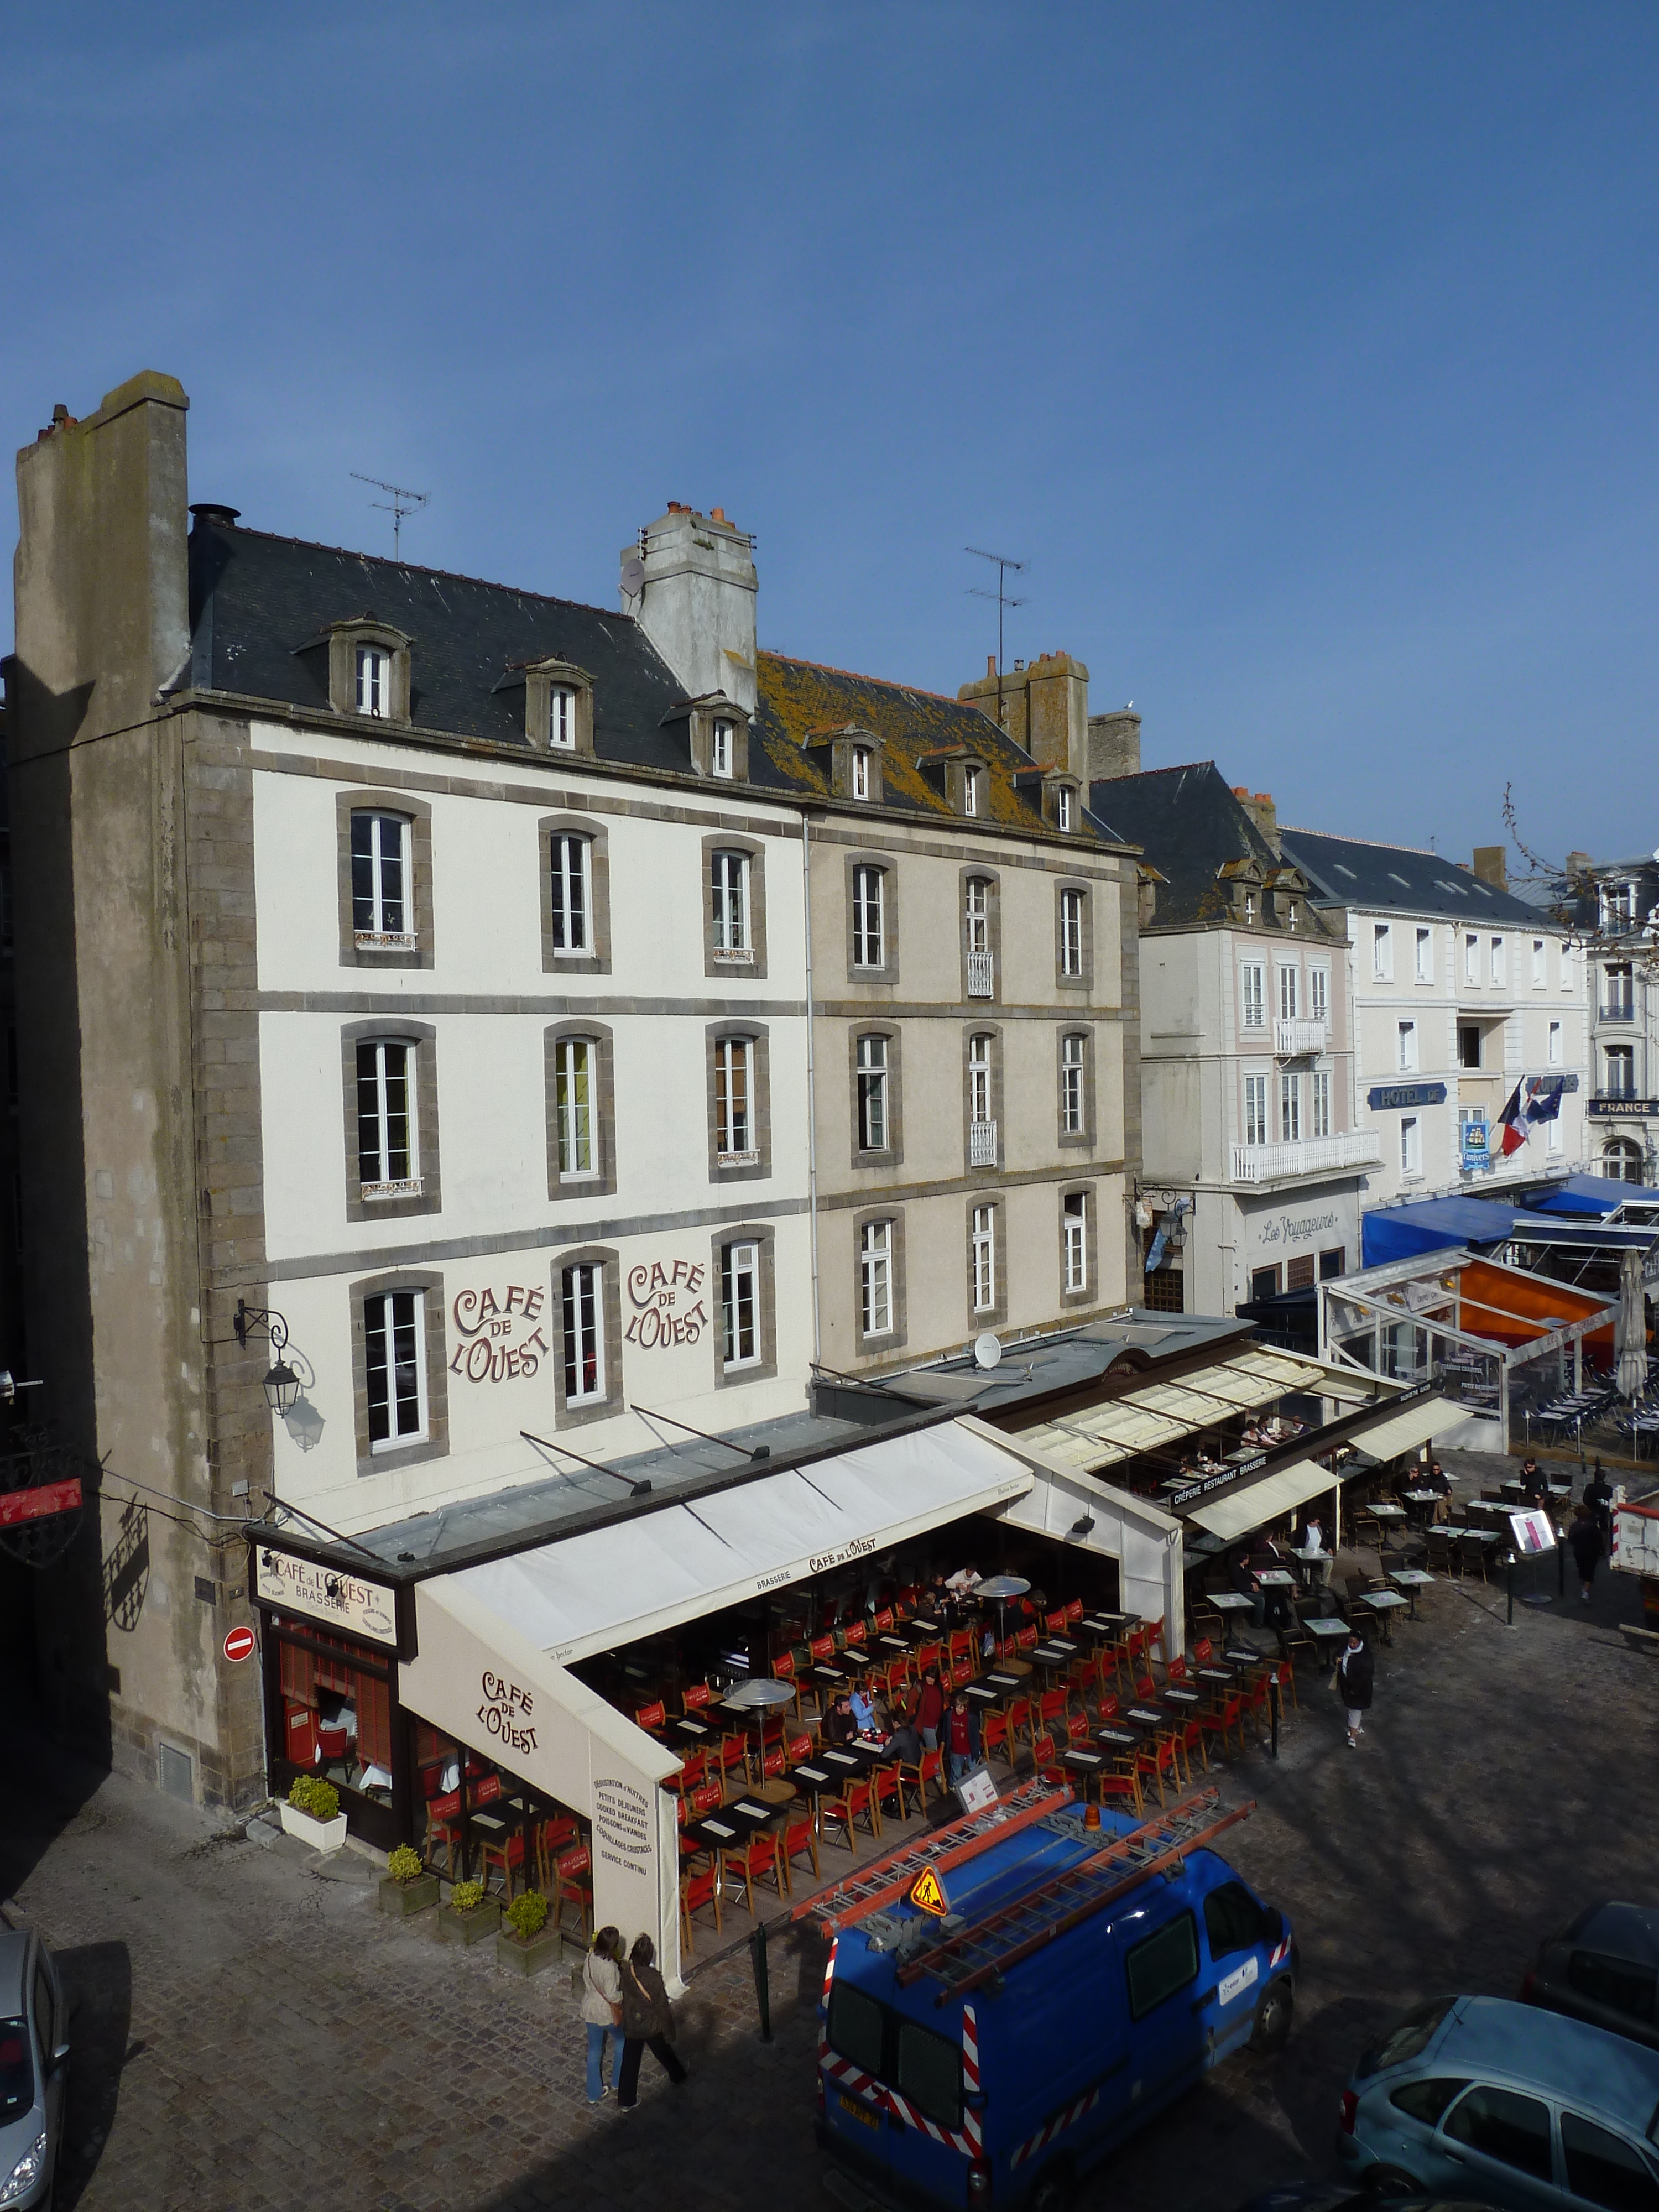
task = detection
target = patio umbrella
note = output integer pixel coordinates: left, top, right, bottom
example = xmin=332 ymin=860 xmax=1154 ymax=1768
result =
xmin=1616 ymin=1248 xmax=1648 ymax=1401
xmin=719 ymin=1678 xmax=797 ymax=1711
xmin=973 ymin=1573 xmax=1031 ymax=1649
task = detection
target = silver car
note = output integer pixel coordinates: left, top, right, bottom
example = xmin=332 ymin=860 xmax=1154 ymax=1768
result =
xmin=0 ymin=1931 xmax=67 ymax=2211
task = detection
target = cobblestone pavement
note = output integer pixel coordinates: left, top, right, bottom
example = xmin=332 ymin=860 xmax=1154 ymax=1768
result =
xmin=6 ymin=1486 xmax=1657 ymax=2211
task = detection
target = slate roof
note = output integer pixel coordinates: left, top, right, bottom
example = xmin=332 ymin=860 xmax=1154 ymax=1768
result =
xmin=1086 ymin=761 xmax=1328 ymax=930
xmin=1280 ymin=826 xmax=1556 ymax=927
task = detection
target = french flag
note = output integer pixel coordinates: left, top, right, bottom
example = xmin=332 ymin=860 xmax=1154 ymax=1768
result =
xmin=1493 ymin=1081 xmax=1528 ymax=1159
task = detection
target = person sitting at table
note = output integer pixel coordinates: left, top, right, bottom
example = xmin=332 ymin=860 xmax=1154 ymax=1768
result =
xmin=848 ymin=1683 xmax=879 ymax=1738
xmin=944 ymin=1691 xmax=982 ymax=1787
xmin=945 ymin=1561 xmax=981 ymax=1600
xmin=1229 ymin=1549 xmax=1265 ymax=1627
xmin=914 ymin=1666 xmax=946 ymax=1752
xmin=823 ymin=1693 xmax=858 ymax=1747
xmin=1423 ymin=1460 xmax=1451 ymax=1497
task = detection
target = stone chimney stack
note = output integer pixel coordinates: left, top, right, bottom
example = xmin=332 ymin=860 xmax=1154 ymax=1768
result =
xmin=1472 ymin=844 xmax=1509 ymax=893
xmin=1089 ymin=708 xmax=1141 ymax=781
xmin=621 ymin=503 xmax=758 ymax=717
xmin=1233 ymin=787 xmax=1281 ymax=858
xmin=957 ymin=650 xmax=1090 ymax=780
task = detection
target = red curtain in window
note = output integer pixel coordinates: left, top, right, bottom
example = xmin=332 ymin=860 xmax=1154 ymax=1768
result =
xmin=356 ymin=1672 xmax=392 ymax=1768
xmin=278 ymin=1639 xmax=316 ymax=1706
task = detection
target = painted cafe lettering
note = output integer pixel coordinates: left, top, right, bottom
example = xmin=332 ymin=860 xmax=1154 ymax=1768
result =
xmin=477 ymin=1671 xmax=538 ymax=1756
xmin=449 ymin=1285 xmax=550 ymax=1384
xmin=624 ymin=1259 xmax=708 ymax=1351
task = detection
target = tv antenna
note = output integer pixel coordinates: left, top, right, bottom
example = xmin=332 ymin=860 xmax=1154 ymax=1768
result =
xmin=965 ymin=545 xmax=1028 ymax=681
xmin=351 ymin=473 xmax=430 ymax=559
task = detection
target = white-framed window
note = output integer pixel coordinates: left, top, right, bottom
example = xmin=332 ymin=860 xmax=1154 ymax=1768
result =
xmin=1278 ymin=964 xmax=1299 ymax=1021
xmin=1310 ymin=966 xmax=1329 ymax=1025
xmin=1547 ymin=1109 xmax=1563 ymax=1156
xmin=721 ymin=1240 xmax=759 ymax=1369
xmin=1280 ymin=1071 xmax=1301 ymax=1142
xmin=351 ymin=811 xmax=412 ymax=942
xmin=1604 ymin=1136 xmax=1645 ymax=1183
xmin=1061 ymin=1032 xmax=1085 ymax=1134
xmin=554 ymin=1037 xmax=594 ymax=1177
xmin=860 ymin=1219 xmax=893 ymax=1338
xmin=1605 ymin=963 xmax=1635 ymax=1019
xmin=1548 ymin=1020 xmax=1562 ymax=1067
xmin=1372 ymin=923 xmax=1393 ymax=981
xmin=1400 ymin=1115 xmax=1422 ymax=1177
xmin=355 ymin=644 xmax=390 ymax=718
xmin=714 ymin=1037 xmax=753 ymax=1157
xmin=1243 ymin=1073 xmax=1268 ymax=1146
xmin=1397 ymin=1020 xmax=1418 ymax=1072
xmin=1601 ymin=881 xmax=1637 ymax=931
xmin=356 ymin=1040 xmax=418 ymax=1195
xmin=968 ymin=1032 xmax=993 ymax=1126
xmin=1059 ymin=888 xmax=1084 ymax=977
xmin=548 ymin=833 xmax=591 ymax=954
xmin=1606 ymin=1044 xmax=1636 ymax=1097
xmin=971 ymin=1204 xmax=996 ymax=1313
xmin=856 ymin=1034 xmax=888 ymax=1151
xmin=1285 ymin=895 xmax=1300 ymax=933
xmin=1056 ymin=785 xmax=1073 ymax=832
xmin=366 ymin=1288 xmax=426 ymax=1447
xmin=852 ymin=865 xmax=885 ymax=968
xmin=711 ymin=848 xmax=750 ymax=956
xmin=1240 ymin=961 xmax=1266 ymax=1031
xmin=851 ymin=745 xmax=871 ymax=801
xmin=1489 ymin=935 xmax=1505 ymax=987
xmin=1062 ymin=1192 xmax=1087 ymax=1293
xmin=562 ymin=1260 xmax=605 ymax=1404
xmin=1415 ymin=927 xmax=1433 ymax=984
xmin=1465 ymin=932 xmax=1480 ymax=985
xmin=711 ymin=718 xmax=734 ymax=779
xmin=963 ymin=766 xmax=982 ymax=817
xmin=1561 ymin=940 xmax=1576 ymax=992
xmin=550 ymin=685 xmax=576 ymax=749
xmin=966 ymin=876 xmax=990 ymax=956
xmin=1311 ymin=1068 xmax=1332 ymax=1139
xmin=1531 ymin=938 xmax=1546 ymax=988
xmin=1243 ymin=890 xmax=1257 ymax=926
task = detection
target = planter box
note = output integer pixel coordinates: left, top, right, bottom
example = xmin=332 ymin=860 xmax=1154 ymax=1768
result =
xmin=379 ymin=1872 xmax=441 ymax=1917
xmin=439 ymin=1900 xmax=502 ymax=1947
xmin=495 ymin=1926 xmax=561 ymax=1978
xmin=279 ymin=1801 xmax=348 ymax=1854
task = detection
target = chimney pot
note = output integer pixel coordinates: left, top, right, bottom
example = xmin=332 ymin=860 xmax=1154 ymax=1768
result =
xmin=985 ymin=653 xmax=997 ymax=679
xmin=667 ymin=500 xmax=685 ymax=513
xmin=711 ymin=506 xmax=727 ymax=523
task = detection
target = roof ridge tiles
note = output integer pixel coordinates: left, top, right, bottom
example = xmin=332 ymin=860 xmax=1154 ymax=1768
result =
xmin=761 ymin=648 xmax=993 ymax=713
xmin=1280 ymin=826 xmax=1443 ymax=860
xmin=195 ymin=520 xmax=636 ymax=627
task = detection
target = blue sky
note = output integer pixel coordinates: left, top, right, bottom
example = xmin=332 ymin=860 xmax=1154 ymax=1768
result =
xmin=5 ymin=2 xmax=1656 ymax=864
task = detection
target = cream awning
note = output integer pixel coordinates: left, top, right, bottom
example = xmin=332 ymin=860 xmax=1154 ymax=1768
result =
xmin=1187 ymin=1457 xmax=1334 ymax=1543
xmin=1347 ymin=1394 xmax=1459 ymax=1465
xmin=1013 ymin=1346 xmax=1331 ymax=1474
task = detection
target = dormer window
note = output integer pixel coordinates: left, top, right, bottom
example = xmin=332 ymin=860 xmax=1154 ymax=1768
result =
xmin=1056 ymin=785 xmax=1073 ymax=832
xmin=963 ymin=766 xmax=982 ymax=817
xmin=356 ymin=646 xmax=390 ymax=717
xmin=712 ymin=718 xmax=735 ymax=779
xmin=852 ymin=746 xmax=871 ymax=801
xmin=550 ymin=685 xmax=577 ymax=749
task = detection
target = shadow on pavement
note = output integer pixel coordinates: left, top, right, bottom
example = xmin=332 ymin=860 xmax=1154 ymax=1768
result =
xmin=51 ymin=1941 xmax=133 ymax=2209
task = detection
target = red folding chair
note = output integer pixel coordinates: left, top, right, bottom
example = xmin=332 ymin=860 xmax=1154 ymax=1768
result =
xmin=680 ymin=1862 xmax=721 ymax=1955
xmin=552 ymin=1844 xmax=593 ymax=1942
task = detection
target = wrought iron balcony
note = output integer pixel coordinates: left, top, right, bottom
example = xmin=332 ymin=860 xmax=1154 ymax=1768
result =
xmin=968 ymin=1119 xmax=998 ymax=1167
xmin=967 ymin=950 xmax=994 ymax=999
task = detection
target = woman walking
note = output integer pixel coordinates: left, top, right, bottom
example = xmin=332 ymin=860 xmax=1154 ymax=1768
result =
xmin=1568 ymin=1502 xmax=1605 ymax=1604
xmin=581 ymin=1925 xmax=624 ymax=2104
xmin=1335 ymin=1628 xmax=1374 ymax=1750
xmin=616 ymin=1934 xmax=688 ymax=2109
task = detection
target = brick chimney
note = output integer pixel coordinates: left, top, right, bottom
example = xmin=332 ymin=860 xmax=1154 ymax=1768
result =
xmin=1089 ymin=708 xmax=1141 ymax=781
xmin=621 ymin=504 xmax=757 ymax=716
xmin=1233 ymin=787 xmax=1280 ymax=858
xmin=957 ymin=650 xmax=1090 ymax=779
xmin=1472 ymin=844 xmax=1509 ymax=893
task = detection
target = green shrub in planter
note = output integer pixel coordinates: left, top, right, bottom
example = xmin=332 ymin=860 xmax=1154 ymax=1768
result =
xmin=378 ymin=1844 xmax=441 ymax=1918
xmin=387 ymin=1845 xmax=425 ymax=1884
xmin=287 ymin=1774 xmax=341 ymax=1822
xmin=450 ymin=1879 xmax=488 ymax=1915
xmin=439 ymin=1878 xmax=502 ymax=1947
xmin=504 ymin=1890 xmax=549 ymax=1941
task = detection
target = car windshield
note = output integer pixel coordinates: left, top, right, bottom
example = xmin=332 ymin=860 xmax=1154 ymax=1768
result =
xmin=0 ymin=2019 xmax=33 ymax=2122
xmin=1356 ymin=1996 xmax=1456 ymax=2079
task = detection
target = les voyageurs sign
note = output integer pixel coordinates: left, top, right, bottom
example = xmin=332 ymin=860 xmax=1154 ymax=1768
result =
xmin=448 ymin=1260 xmax=712 ymax=1386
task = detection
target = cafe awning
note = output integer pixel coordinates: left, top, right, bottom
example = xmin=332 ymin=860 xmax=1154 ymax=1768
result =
xmin=1347 ymin=1392 xmax=1459 ymax=1465
xmin=439 ymin=1419 xmax=1033 ymax=1665
xmin=1188 ymin=1457 xmax=1332 ymax=1544
xmin=1010 ymin=1346 xmax=1329 ymax=1475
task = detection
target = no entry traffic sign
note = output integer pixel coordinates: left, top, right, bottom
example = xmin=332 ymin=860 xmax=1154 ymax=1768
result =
xmin=223 ymin=1624 xmax=257 ymax=1663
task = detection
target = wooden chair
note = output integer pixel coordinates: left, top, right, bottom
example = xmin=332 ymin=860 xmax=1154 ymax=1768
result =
xmin=821 ymin=1777 xmax=880 ymax=1857
xmin=1098 ymin=1761 xmax=1145 ymax=1818
xmin=1458 ymin=1534 xmax=1490 ymax=1584
xmin=723 ymin=1832 xmax=785 ymax=1914
xmin=681 ymin=1680 xmax=713 ymax=1718
xmin=1192 ymin=1636 xmax=1214 ymax=1665
xmin=1176 ymin=1709 xmax=1209 ymax=1781
xmin=772 ymin=1650 xmax=805 ymax=1722
xmin=1031 ymin=1730 xmax=1067 ymax=1788
xmin=780 ymin=1811 xmax=821 ymax=1897
xmin=897 ymin=1745 xmax=944 ymax=1812
xmin=1038 ymin=1686 xmax=1070 ymax=1739
xmin=1065 ymin=1598 xmax=1084 ymax=1626
xmin=1426 ymin=1527 xmax=1456 ymax=1577
xmin=551 ymin=1844 xmax=594 ymax=1942
xmin=980 ymin=1707 xmax=1012 ymax=1768
xmin=873 ymin=1758 xmax=908 ymax=1827
xmin=1134 ymin=1729 xmax=1182 ymax=1809
xmin=873 ymin=1606 xmax=894 ymax=1634
xmin=1006 ymin=1695 xmax=1034 ymax=1750
xmin=680 ymin=1861 xmax=721 ymax=1955
xmin=633 ymin=1699 xmax=667 ymax=1736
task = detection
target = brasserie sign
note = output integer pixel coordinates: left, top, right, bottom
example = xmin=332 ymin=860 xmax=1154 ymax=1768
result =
xmin=254 ymin=1547 xmax=399 ymax=1646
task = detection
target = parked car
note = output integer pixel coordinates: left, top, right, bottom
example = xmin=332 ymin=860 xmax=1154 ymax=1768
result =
xmin=1235 ymin=2191 xmax=1491 ymax=2212
xmin=1522 ymin=1902 xmax=1659 ymax=2052
xmin=1337 ymin=1993 xmax=1659 ymax=2206
xmin=0 ymin=1928 xmax=67 ymax=2211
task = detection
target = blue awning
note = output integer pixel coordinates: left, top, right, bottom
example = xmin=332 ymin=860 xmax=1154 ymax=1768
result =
xmin=1361 ymin=1197 xmax=1519 ymax=1267
xmin=1526 ymin=1173 xmax=1659 ymax=1216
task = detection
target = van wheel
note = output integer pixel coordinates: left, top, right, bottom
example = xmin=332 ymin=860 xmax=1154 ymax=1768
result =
xmin=1026 ymin=2161 xmax=1074 ymax=2212
xmin=1363 ymin=2168 xmax=1422 ymax=2200
xmin=1250 ymin=1979 xmax=1293 ymax=2053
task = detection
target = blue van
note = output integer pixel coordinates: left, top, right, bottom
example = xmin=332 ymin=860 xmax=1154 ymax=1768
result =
xmin=815 ymin=1798 xmax=1295 ymax=2211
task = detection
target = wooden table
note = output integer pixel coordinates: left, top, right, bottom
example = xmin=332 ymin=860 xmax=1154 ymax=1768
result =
xmin=750 ymin=1777 xmax=800 ymax=1808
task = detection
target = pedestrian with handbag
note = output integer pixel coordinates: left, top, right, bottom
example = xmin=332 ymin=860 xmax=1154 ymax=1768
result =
xmin=617 ymin=1933 xmax=688 ymax=2109
xmin=581 ymin=1925 xmax=624 ymax=2104
xmin=1334 ymin=1629 xmax=1374 ymax=1750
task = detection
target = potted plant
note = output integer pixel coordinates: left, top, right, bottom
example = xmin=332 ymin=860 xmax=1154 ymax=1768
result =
xmin=378 ymin=1843 xmax=440 ymax=1918
xmin=278 ymin=1774 xmax=348 ymax=1854
xmin=438 ymin=1877 xmax=502 ymax=1947
xmin=495 ymin=1888 xmax=560 ymax=1977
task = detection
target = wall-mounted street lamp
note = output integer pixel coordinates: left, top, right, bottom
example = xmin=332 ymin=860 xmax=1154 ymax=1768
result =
xmin=234 ymin=1299 xmax=302 ymax=1417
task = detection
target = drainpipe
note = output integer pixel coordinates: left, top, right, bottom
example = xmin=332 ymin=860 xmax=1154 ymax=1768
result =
xmin=802 ymin=809 xmax=821 ymax=1366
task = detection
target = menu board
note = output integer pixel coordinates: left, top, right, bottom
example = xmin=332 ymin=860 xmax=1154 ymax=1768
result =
xmin=1509 ymin=1509 xmax=1556 ymax=1556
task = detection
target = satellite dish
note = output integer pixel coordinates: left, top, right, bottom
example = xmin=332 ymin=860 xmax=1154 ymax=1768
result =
xmin=973 ymin=1331 xmax=1003 ymax=1371
xmin=620 ymin=556 xmax=646 ymax=597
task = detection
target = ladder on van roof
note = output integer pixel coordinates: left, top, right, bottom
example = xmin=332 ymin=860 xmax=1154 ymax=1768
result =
xmin=895 ymin=1786 xmax=1255 ymax=2004
xmin=797 ymin=1776 xmax=1072 ymax=1937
